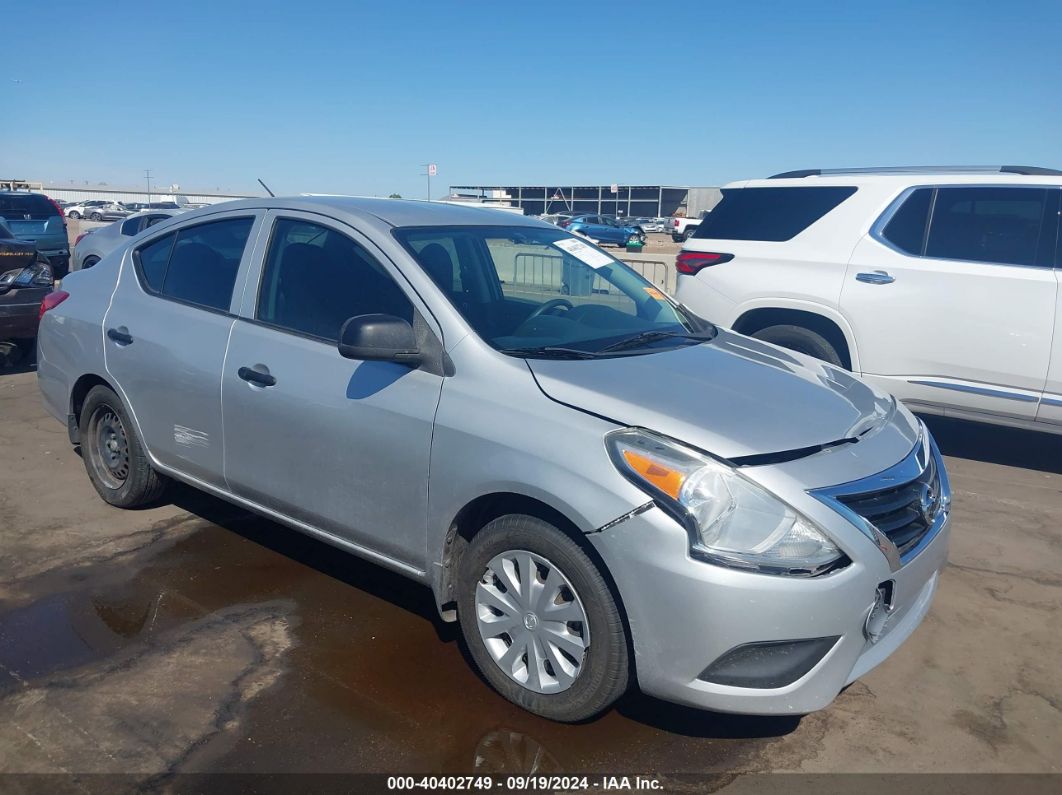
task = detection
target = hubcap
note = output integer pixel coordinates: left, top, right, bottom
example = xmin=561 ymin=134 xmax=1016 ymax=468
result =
xmin=90 ymin=407 xmax=130 ymax=489
xmin=475 ymin=550 xmax=589 ymax=694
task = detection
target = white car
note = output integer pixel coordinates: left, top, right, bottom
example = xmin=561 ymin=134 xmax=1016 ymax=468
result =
xmin=71 ymin=210 xmax=182 ymax=271
xmin=674 ymin=166 xmax=1062 ymax=435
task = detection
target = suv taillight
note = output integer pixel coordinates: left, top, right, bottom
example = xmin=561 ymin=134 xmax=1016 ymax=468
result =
xmin=46 ymin=197 xmax=66 ymax=225
xmin=39 ymin=290 xmax=69 ymax=320
xmin=675 ymin=251 xmax=734 ymax=275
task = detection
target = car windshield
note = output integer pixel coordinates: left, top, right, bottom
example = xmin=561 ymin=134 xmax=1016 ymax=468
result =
xmin=393 ymin=224 xmax=711 ymax=357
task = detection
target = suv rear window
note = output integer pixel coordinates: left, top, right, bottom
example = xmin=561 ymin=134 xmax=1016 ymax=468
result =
xmin=691 ymin=186 xmax=857 ymax=242
xmin=0 ymin=193 xmax=60 ymax=221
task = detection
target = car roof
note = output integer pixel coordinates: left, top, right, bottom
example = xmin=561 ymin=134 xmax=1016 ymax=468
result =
xmin=172 ymin=196 xmax=550 ymax=229
xmin=728 ymin=171 xmax=1062 ymax=190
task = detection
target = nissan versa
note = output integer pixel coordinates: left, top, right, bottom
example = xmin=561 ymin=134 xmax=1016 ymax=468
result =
xmin=36 ymin=198 xmax=951 ymax=722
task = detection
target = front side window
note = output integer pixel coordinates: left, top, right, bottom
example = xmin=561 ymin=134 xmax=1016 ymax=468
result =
xmin=692 ymin=186 xmax=857 ymax=242
xmin=925 ymin=187 xmax=1049 ymax=267
xmin=134 ymin=217 xmax=253 ymax=310
xmin=393 ymin=225 xmax=706 ymax=357
xmin=257 ymin=218 xmax=413 ymax=342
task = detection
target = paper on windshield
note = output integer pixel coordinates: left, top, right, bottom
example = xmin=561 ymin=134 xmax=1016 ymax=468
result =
xmin=552 ymin=238 xmax=614 ymax=269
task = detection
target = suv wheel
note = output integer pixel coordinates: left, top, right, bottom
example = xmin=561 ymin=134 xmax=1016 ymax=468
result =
xmin=457 ymin=514 xmax=629 ymax=722
xmin=80 ymin=385 xmax=168 ymax=507
xmin=751 ymin=324 xmax=843 ymax=367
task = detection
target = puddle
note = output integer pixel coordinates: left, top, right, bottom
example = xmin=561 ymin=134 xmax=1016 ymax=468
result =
xmin=0 ymin=494 xmax=798 ymax=775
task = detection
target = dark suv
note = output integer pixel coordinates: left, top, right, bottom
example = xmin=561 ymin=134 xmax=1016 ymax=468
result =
xmin=0 ymin=192 xmax=69 ymax=278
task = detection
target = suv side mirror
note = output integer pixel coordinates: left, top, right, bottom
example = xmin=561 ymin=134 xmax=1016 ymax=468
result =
xmin=338 ymin=314 xmax=421 ymax=366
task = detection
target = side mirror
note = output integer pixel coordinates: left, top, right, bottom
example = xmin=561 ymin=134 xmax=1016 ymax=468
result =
xmin=338 ymin=314 xmax=421 ymax=366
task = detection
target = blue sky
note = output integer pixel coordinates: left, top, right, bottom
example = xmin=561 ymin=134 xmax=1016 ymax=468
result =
xmin=4 ymin=0 xmax=1060 ymax=198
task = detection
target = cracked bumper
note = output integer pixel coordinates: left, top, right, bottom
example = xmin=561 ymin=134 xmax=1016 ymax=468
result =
xmin=589 ymin=504 xmax=949 ymax=715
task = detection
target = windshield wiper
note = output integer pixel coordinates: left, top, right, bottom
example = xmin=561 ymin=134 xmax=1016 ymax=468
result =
xmin=597 ymin=329 xmax=716 ymax=354
xmin=499 ymin=346 xmax=601 ymax=360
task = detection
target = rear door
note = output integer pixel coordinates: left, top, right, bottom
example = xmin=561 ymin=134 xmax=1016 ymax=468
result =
xmin=1036 ymin=223 xmax=1062 ymax=426
xmin=843 ymin=185 xmax=1058 ymax=420
xmin=104 ymin=210 xmax=264 ymax=487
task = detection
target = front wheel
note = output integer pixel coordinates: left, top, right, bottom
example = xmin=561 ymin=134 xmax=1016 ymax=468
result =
xmin=457 ymin=514 xmax=630 ymax=722
xmin=80 ymin=385 xmax=168 ymax=507
xmin=68 ymin=211 xmax=81 ymax=219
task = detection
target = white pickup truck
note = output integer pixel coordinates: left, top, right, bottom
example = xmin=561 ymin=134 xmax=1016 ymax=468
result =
xmin=670 ymin=215 xmax=703 ymax=242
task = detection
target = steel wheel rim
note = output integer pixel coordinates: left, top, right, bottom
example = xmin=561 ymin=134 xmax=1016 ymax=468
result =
xmin=89 ymin=406 xmax=130 ymax=489
xmin=475 ymin=549 xmax=590 ymax=694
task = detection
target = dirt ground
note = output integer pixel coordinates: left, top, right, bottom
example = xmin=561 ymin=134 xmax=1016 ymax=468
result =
xmin=0 ymin=360 xmax=1059 ymax=788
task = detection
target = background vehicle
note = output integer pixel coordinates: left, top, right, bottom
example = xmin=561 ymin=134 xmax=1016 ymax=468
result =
xmin=0 ymin=218 xmax=54 ymax=362
xmin=560 ymin=214 xmax=645 ymax=247
xmin=675 ymin=165 xmax=1062 ymax=434
xmin=629 ymin=217 xmax=666 ymax=233
xmin=0 ymin=192 xmax=69 ymax=277
xmin=66 ymin=200 xmax=107 ymax=219
xmin=85 ymin=201 xmax=131 ymax=221
xmin=72 ymin=210 xmax=182 ymax=271
xmin=670 ymin=214 xmax=703 ymax=241
xmin=38 ymin=197 xmax=948 ymax=723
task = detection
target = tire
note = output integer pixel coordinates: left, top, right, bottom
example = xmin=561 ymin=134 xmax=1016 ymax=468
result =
xmin=69 ymin=211 xmax=81 ymax=219
xmin=81 ymin=256 xmax=100 ymax=270
xmin=80 ymin=385 xmax=168 ymax=508
xmin=89 ymin=212 xmax=103 ymax=221
xmin=751 ymin=324 xmax=843 ymax=367
xmin=683 ymin=227 xmax=696 ymax=241
xmin=457 ymin=514 xmax=629 ymax=722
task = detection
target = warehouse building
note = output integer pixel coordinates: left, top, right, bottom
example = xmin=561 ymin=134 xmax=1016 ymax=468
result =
xmin=0 ymin=179 xmax=256 ymax=207
xmin=447 ymin=184 xmax=722 ymax=218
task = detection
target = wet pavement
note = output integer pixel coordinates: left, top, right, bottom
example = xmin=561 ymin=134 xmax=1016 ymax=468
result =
xmin=0 ymin=368 xmax=1060 ymax=786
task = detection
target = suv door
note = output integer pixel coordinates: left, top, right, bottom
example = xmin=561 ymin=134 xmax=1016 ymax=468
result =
xmin=221 ymin=211 xmax=444 ymax=568
xmin=843 ymin=185 xmax=1058 ymax=420
xmin=103 ymin=211 xmax=263 ymax=487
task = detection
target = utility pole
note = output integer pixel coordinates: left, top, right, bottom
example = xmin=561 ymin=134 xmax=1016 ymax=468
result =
xmin=145 ymin=169 xmax=153 ymax=206
xmin=421 ymin=163 xmax=437 ymax=201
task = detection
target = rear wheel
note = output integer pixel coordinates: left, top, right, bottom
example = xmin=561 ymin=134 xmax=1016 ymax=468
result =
xmin=457 ymin=514 xmax=630 ymax=722
xmin=81 ymin=256 xmax=100 ymax=270
xmin=80 ymin=385 xmax=168 ymax=507
xmin=89 ymin=212 xmax=103 ymax=221
xmin=751 ymin=324 xmax=843 ymax=366
xmin=683 ymin=227 xmax=696 ymax=241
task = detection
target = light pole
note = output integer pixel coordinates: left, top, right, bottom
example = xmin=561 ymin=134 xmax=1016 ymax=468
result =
xmin=145 ymin=169 xmax=153 ymax=206
xmin=421 ymin=163 xmax=437 ymax=201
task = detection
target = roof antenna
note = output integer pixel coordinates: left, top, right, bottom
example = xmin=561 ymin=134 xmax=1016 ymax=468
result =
xmin=257 ymin=178 xmax=275 ymax=197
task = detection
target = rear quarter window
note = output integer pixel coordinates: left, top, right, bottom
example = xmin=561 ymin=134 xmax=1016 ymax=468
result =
xmin=691 ymin=186 xmax=857 ymax=242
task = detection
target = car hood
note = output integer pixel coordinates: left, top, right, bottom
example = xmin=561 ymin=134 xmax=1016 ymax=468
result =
xmin=526 ymin=330 xmax=893 ymax=460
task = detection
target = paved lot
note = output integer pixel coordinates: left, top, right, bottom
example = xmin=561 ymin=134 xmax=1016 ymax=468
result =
xmin=0 ymin=364 xmax=1059 ymax=786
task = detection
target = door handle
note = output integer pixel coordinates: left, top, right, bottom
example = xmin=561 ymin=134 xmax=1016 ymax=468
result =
xmin=106 ymin=327 xmax=133 ymax=345
xmin=237 ymin=366 xmax=276 ymax=387
xmin=855 ymin=270 xmax=895 ymax=285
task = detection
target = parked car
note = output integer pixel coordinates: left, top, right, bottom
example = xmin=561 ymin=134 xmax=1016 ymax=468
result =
xmin=559 ymin=214 xmax=646 ymax=247
xmin=675 ymin=165 xmax=1062 ymax=434
xmin=0 ymin=218 xmax=54 ymax=354
xmin=65 ymin=200 xmax=107 ymax=220
xmin=38 ymin=197 xmax=950 ymax=722
xmin=0 ymin=191 xmax=70 ymax=278
xmin=629 ymin=217 xmax=666 ymax=233
xmin=670 ymin=215 xmax=703 ymax=242
xmin=72 ymin=210 xmax=182 ymax=271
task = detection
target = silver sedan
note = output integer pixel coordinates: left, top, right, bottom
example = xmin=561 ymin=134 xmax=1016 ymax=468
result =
xmin=36 ymin=196 xmax=950 ymax=722
xmin=71 ymin=210 xmax=182 ymax=271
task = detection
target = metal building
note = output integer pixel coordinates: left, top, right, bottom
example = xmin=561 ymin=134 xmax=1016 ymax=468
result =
xmin=447 ymin=184 xmax=722 ymax=218
xmin=0 ymin=179 xmax=256 ymax=207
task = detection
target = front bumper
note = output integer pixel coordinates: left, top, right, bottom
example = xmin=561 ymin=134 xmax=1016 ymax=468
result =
xmin=589 ymin=502 xmax=949 ymax=715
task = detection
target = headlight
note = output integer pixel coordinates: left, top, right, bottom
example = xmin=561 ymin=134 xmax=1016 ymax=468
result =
xmin=606 ymin=428 xmax=846 ymax=576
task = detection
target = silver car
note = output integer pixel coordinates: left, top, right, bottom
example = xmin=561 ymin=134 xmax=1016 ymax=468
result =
xmin=37 ymin=197 xmax=951 ymax=722
xmin=72 ymin=210 xmax=182 ymax=271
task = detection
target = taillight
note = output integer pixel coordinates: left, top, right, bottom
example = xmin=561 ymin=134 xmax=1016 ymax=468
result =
xmin=559 ymin=220 xmax=571 ymax=227
xmin=74 ymin=232 xmax=90 ymax=246
xmin=675 ymin=251 xmax=734 ymax=275
xmin=46 ymin=197 xmax=66 ymax=225
xmin=673 ymin=219 xmax=680 ymax=228
xmin=39 ymin=290 xmax=70 ymax=320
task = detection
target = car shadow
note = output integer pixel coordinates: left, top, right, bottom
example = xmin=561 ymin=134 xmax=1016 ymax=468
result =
xmin=0 ymin=341 xmax=36 ymax=374
xmin=166 ymin=484 xmax=800 ymax=740
xmin=919 ymin=414 xmax=1062 ymax=475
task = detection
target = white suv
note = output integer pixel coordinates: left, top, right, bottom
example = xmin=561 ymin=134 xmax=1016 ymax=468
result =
xmin=675 ymin=166 xmax=1062 ymax=435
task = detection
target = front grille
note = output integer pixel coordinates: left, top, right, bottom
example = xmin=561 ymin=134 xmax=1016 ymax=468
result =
xmin=835 ymin=445 xmax=943 ymax=557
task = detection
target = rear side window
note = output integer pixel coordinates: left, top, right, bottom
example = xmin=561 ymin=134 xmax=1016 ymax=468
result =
xmin=0 ymin=193 xmax=60 ymax=220
xmin=120 ymin=217 xmax=140 ymax=236
xmin=692 ymin=186 xmax=857 ymax=241
xmin=134 ymin=217 xmax=254 ymax=311
xmin=881 ymin=188 xmax=932 ymax=254
xmin=925 ymin=187 xmax=1049 ymax=267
